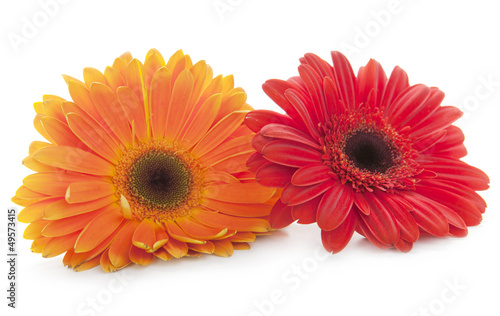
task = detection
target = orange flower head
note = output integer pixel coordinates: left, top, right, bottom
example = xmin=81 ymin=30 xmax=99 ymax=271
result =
xmin=13 ymin=49 xmax=277 ymax=272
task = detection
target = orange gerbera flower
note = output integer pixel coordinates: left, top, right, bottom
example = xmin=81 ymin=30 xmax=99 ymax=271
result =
xmin=13 ymin=49 xmax=277 ymax=272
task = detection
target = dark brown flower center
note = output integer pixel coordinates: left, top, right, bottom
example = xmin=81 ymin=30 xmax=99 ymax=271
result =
xmin=130 ymin=151 xmax=193 ymax=209
xmin=344 ymin=131 xmax=394 ymax=174
xmin=113 ymin=139 xmax=205 ymax=222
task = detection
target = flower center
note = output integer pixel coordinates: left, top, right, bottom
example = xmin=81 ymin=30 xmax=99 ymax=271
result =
xmin=344 ymin=131 xmax=394 ymax=174
xmin=113 ymin=139 xmax=204 ymax=222
xmin=130 ymin=151 xmax=192 ymax=209
xmin=321 ymin=108 xmax=419 ymax=192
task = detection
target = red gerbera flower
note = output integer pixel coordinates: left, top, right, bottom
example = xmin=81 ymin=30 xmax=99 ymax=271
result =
xmin=245 ymin=51 xmax=490 ymax=253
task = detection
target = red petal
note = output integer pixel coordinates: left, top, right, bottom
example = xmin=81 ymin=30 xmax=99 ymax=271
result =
xmin=380 ymin=66 xmax=409 ymax=114
xmin=281 ymin=180 xmax=334 ymax=206
xmin=403 ymin=192 xmax=449 ymax=237
xmin=331 ymin=51 xmax=358 ymax=110
xmin=284 ymin=89 xmax=321 ymax=140
xmin=385 ymin=84 xmax=431 ymax=128
xmin=357 ymin=58 xmax=387 ymax=109
xmin=260 ymin=123 xmax=321 ymax=150
xmin=291 ymin=164 xmax=332 ymax=186
xmin=380 ymin=193 xmax=419 ymax=242
xmin=427 ymin=126 xmax=467 ymax=158
xmin=291 ymin=196 xmax=321 ymax=224
xmin=410 ymin=106 xmax=463 ymax=139
xmin=262 ymin=79 xmax=307 ymax=128
xmin=269 ymin=200 xmax=295 ymax=229
xmin=359 ymin=193 xmax=399 ymax=245
xmin=255 ymin=163 xmax=295 ymax=187
xmin=321 ymin=211 xmax=356 ymax=253
xmin=261 ymin=140 xmax=322 ymax=168
xmin=316 ymin=182 xmax=354 ymax=231
xmin=403 ymin=87 xmax=445 ymax=128
xmin=298 ymin=64 xmax=326 ymax=122
xmin=418 ymin=155 xmax=490 ymax=191
xmin=394 ymin=239 xmax=413 ymax=253
xmin=413 ymin=186 xmax=483 ymax=226
xmin=245 ymin=110 xmax=302 ymax=133
xmin=246 ymin=152 xmax=268 ymax=174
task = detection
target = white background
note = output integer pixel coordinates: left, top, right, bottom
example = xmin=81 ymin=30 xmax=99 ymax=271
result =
xmin=1 ymin=0 xmax=499 ymax=315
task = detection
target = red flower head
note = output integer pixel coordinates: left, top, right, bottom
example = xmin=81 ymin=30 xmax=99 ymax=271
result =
xmin=245 ymin=51 xmax=490 ymax=253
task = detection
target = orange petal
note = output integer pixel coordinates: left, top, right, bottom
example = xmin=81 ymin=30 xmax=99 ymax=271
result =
xmin=212 ymin=239 xmax=234 ymax=257
xmin=188 ymin=241 xmax=215 ymax=254
xmin=165 ymin=69 xmax=194 ymax=141
xmin=222 ymin=75 xmax=234 ymax=93
xmin=40 ymin=116 xmax=86 ymax=148
xmin=63 ymin=248 xmax=74 ymax=267
xmin=42 ymin=231 xmax=80 ymax=258
xmin=15 ymin=185 xmax=50 ymax=200
xmin=163 ymin=238 xmax=188 ymax=258
xmin=149 ymin=67 xmax=172 ymax=138
xmin=153 ymin=247 xmax=173 ymax=261
xmin=28 ymin=141 xmax=53 ymax=155
xmin=31 ymin=237 xmax=50 ymax=253
xmin=83 ymin=67 xmax=106 ymax=88
xmin=227 ymin=232 xmax=256 ymax=243
xmin=179 ymin=93 xmax=221 ymax=149
xmin=212 ymin=151 xmax=254 ymax=174
xmin=17 ymin=198 xmax=59 ymax=223
xmin=132 ymin=219 xmax=156 ymax=251
xmin=125 ymin=59 xmax=150 ymax=136
xmin=43 ymin=196 xmax=117 ymax=220
xmin=73 ymin=207 xmax=124 ymax=253
xmin=197 ymin=75 xmax=223 ymax=110
xmin=66 ymin=112 xmax=121 ymax=164
xmin=164 ymin=221 xmax=205 ymax=244
xmin=217 ymin=90 xmax=248 ymax=123
xmin=199 ymin=134 xmax=253 ymax=165
xmin=188 ymin=60 xmax=208 ymax=108
xmin=41 ymin=96 xmax=66 ymax=122
xmin=66 ymin=79 xmax=102 ymax=122
xmin=191 ymin=110 xmax=249 ymax=157
xmin=108 ymin=220 xmax=140 ymax=268
xmin=65 ymin=180 xmax=115 ymax=204
xmin=190 ymin=207 xmax=270 ymax=232
xmin=42 ymin=210 xmax=104 ymax=237
xmin=73 ymin=255 xmax=101 ymax=272
xmin=70 ymin=226 xmax=120 ymax=269
xmin=22 ymin=155 xmax=59 ymax=172
xmin=100 ymin=249 xmax=115 ymax=272
xmin=89 ymin=82 xmax=133 ymax=147
xmin=117 ymin=86 xmax=148 ymax=142
xmin=33 ymin=114 xmax=54 ymax=143
xmin=205 ymin=182 xmax=276 ymax=204
xmin=175 ymin=216 xmax=227 ymax=239
xmin=129 ymin=245 xmax=154 ymax=266
xmin=11 ymin=196 xmax=42 ymax=207
xmin=166 ymin=49 xmax=187 ymax=82
xmin=204 ymin=171 xmax=239 ymax=185
xmin=112 ymin=57 xmax=128 ymax=79
xmin=34 ymin=146 xmax=114 ymax=176
xmin=23 ymin=171 xmax=99 ymax=196
xmin=201 ymin=198 xmax=272 ymax=217
xmin=24 ymin=220 xmax=50 ymax=239
xmin=104 ymin=66 xmax=125 ymax=92
xmin=151 ymin=225 xmax=169 ymax=252
xmin=144 ymin=49 xmax=166 ymax=88
xmin=232 ymin=242 xmax=251 ymax=251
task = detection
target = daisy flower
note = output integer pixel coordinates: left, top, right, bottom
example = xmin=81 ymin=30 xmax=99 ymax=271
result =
xmin=13 ymin=49 xmax=277 ymax=271
xmin=245 ymin=51 xmax=489 ymax=253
